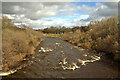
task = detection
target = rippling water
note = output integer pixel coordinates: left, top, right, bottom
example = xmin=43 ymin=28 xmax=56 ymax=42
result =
xmin=59 ymin=55 xmax=100 ymax=70
xmin=0 ymin=47 xmax=101 ymax=76
xmin=1 ymin=37 xmax=118 ymax=78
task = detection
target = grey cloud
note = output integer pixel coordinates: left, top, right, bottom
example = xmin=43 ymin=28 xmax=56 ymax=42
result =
xmin=83 ymin=2 xmax=118 ymax=24
xmin=2 ymin=2 xmax=119 ymax=29
xmin=75 ymin=2 xmax=118 ymax=26
xmin=104 ymin=2 xmax=118 ymax=8
xmin=2 ymin=2 xmax=44 ymax=14
xmin=93 ymin=2 xmax=118 ymax=17
xmin=2 ymin=2 xmax=68 ymax=19
xmin=2 ymin=2 xmax=78 ymax=20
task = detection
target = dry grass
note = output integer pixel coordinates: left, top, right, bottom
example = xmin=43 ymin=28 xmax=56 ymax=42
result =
xmin=62 ymin=16 xmax=119 ymax=60
xmin=43 ymin=34 xmax=63 ymax=38
xmin=2 ymin=16 xmax=43 ymax=72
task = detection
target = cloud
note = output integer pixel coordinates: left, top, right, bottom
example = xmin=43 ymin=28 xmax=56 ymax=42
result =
xmin=2 ymin=0 xmax=120 ymax=2
xmin=93 ymin=2 xmax=118 ymax=17
xmin=78 ymin=2 xmax=118 ymax=25
xmin=2 ymin=2 xmax=83 ymax=28
xmin=3 ymin=2 xmax=74 ymax=20
xmin=2 ymin=2 xmax=118 ymax=29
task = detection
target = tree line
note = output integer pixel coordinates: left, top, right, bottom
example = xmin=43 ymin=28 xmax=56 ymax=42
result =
xmin=39 ymin=26 xmax=89 ymax=34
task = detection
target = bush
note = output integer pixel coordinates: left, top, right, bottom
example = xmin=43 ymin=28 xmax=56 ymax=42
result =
xmin=62 ymin=16 xmax=119 ymax=60
xmin=2 ymin=16 xmax=16 ymax=29
xmin=2 ymin=16 xmax=43 ymax=71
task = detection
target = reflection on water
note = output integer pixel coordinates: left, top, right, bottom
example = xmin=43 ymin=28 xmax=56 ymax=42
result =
xmin=39 ymin=47 xmax=53 ymax=53
xmin=59 ymin=55 xmax=100 ymax=70
xmin=0 ymin=45 xmax=101 ymax=76
xmin=61 ymin=62 xmax=80 ymax=71
xmin=56 ymin=43 xmax=60 ymax=45
xmin=0 ymin=47 xmax=54 ymax=76
xmin=59 ymin=57 xmax=80 ymax=70
xmin=78 ymin=56 xmax=100 ymax=65
xmin=0 ymin=53 xmax=100 ymax=76
xmin=91 ymin=56 xmax=100 ymax=60
xmin=0 ymin=57 xmax=34 ymax=76
xmin=0 ymin=70 xmax=17 ymax=76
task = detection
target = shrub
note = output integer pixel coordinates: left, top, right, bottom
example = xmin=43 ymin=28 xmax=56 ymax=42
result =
xmin=2 ymin=16 xmax=43 ymax=71
xmin=62 ymin=16 xmax=119 ymax=60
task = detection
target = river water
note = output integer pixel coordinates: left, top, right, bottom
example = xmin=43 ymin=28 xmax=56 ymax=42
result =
xmin=1 ymin=37 xmax=119 ymax=78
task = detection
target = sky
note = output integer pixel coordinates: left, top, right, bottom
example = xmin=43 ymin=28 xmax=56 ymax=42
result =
xmin=2 ymin=1 xmax=118 ymax=29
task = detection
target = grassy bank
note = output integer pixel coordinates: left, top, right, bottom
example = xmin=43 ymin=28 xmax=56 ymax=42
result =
xmin=43 ymin=34 xmax=63 ymax=38
xmin=62 ymin=16 xmax=119 ymax=61
xmin=1 ymin=16 xmax=43 ymax=72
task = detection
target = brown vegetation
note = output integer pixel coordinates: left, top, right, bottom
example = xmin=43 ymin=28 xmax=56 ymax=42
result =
xmin=62 ymin=16 xmax=119 ymax=61
xmin=42 ymin=26 xmax=88 ymax=34
xmin=1 ymin=16 xmax=43 ymax=72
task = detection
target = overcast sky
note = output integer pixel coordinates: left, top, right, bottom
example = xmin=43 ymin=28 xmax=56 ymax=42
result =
xmin=2 ymin=1 xmax=118 ymax=29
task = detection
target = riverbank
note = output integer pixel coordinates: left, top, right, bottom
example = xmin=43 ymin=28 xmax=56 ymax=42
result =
xmin=1 ymin=16 xmax=43 ymax=74
xmin=3 ymin=37 xmax=119 ymax=78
